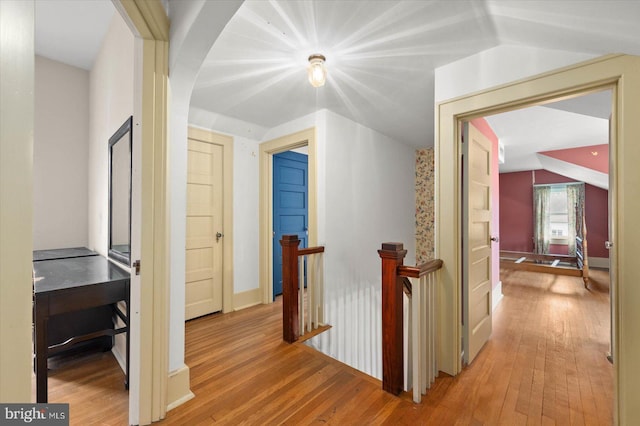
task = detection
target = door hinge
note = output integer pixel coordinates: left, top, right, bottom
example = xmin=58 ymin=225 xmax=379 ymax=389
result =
xmin=132 ymin=260 xmax=141 ymax=275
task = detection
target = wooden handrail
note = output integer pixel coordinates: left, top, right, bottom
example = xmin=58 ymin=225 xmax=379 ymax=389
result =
xmin=298 ymin=246 xmax=325 ymax=256
xmin=398 ymin=259 xmax=443 ymax=278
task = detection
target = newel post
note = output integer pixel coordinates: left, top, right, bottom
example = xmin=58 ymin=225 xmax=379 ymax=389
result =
xmin=378 ymin=242 xmax=407 ymax=395
xmin=281 ymin=234 xmax=300 ymax=343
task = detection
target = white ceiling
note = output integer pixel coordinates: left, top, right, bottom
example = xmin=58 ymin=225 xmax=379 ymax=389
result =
xmin=34 ymin=0 xmax=640 ymax=168
xmin=191 ymin=0 xmax=499 ymax=147
xmin=35 ymin=0 xmax=113 ymax=70
xmin=485 ymin=90 xmax=611 ymax=173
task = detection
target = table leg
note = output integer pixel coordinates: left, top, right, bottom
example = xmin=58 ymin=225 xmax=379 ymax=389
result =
xmin=34 ymin=296 xmax=48 ymax=403
xmin=125 ymin=282 xmax=130 ymax=390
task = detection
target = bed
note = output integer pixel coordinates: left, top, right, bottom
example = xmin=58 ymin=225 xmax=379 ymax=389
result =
xmin=500 ymin=234 xmax=589 ymax=288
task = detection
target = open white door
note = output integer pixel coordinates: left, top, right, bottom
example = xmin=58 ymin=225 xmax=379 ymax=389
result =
xmin=462 ymin=121 xmax=493 ymax=365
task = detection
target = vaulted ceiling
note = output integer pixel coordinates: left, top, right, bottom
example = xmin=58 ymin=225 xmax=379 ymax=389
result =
xmin=35 ymin=0 xmax=640 ymax=170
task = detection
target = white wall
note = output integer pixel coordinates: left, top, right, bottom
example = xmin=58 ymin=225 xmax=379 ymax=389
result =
xmin=87 ymin=12 xmax=134 ymax=371
xmin=434 ymin=45 xmax=598 ymax=102
xmin=190 ymin=108 xmax=415 ymax=380
xmin=34 ymin=56 xmax=89 ymax=250
xmin=231 ymin=135 xmax=260 ymax=293
xmin=307 ymin=110 xmax=416 ymax=380
xmin=88 ymin=14 xmax=134 ymax=256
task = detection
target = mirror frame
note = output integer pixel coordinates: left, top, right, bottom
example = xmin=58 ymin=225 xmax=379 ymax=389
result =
xmin=108 ymin=116 xmax=133 ymax=266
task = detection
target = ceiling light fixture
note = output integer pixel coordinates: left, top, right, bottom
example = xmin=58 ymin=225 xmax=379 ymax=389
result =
xmin=308 ymin=54 xmax=326 ymax=88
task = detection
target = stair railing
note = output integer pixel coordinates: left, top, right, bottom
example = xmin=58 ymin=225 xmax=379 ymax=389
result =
xmin=280 ymin=235 xmax=325 ymax=343
xmin=378 ymin=242 xmax=443 ymax=402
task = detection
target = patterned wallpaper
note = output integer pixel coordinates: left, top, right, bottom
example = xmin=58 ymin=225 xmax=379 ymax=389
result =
xmin=416 ymin=148 xmax=434 ymax=262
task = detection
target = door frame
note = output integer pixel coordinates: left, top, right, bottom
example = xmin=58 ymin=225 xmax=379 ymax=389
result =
xmin=436 ymin=54 xmax=640 ymax=424
xmin=0 ymin=0 xmax=170 ymax=419
xmin=259 ymin=128 xmax=318 ymax=303
xmin=187 ymin=126 xmax=234 ymax=314
xmin=113 ymin=1 xmax=169 ymax=424
xmin=272 ymin=151 xmax=309 ymax=299
xmin=0 ymin=0 xmax=34 ymax=402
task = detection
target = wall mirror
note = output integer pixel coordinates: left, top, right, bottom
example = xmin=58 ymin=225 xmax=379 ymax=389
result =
xmin=108 ymin=116 xmax=132 ymax=266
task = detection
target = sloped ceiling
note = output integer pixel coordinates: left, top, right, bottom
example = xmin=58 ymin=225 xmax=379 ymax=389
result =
xmin=485 ymin=90 xmax=611 ymax=174
xmin=535 ymin=144 xmax=609 ymax=189
xmin=191 ymin=0 xmax=640 ymax=148
xmin=190 ymin=0 xmax=499 ymax=147
xmin=35 ymin=0 xmax=640 ymax=162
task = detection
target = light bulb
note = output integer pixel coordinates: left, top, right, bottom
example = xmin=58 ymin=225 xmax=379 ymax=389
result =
xmin=308 ymin=54 xmax=326 ymax=88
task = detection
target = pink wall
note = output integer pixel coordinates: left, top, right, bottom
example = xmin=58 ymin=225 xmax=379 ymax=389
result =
xmin=471 ymin=118 xmax=500 ymax=289
xmin=540 ymin=144 xmax=608 ymax=174
xmin=499 ymin=169 xmax=609 ymax=258
xmin=499 ymin=171 xmax=534 ymax=252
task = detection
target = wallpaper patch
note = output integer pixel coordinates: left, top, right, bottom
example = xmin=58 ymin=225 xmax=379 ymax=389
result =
xmin=415 ymin=149 xmax=434 ymax=262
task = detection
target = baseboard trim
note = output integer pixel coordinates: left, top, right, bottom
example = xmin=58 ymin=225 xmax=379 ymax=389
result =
xmin=167 ymin=364 xmax=194 ymax=412
xmin=234 ymin=288 xmax=262 ymax=311
xmin=588 ymin=257 xmax=609 ymax=269
xmin=492 ymin=281 xmax=503 ymax=311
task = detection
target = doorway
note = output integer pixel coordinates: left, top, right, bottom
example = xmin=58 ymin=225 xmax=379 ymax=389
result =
xmin=436 ymin=54 xmax=640 ymax=424
xmin=185 ymin=127 xmax=234 ymax=317
xmin=259 ymin=128 xmax=318 ymax=304
xmin=272 ymin=150 xmax=309 ymax=299
xmin=488 ymin=90 xmax=613 ymax=362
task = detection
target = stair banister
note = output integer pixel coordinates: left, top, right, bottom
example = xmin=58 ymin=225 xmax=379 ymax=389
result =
xmin=280 ymin=234 xmax=326 ymax=344
xmin=377 ymin=242 xmax=408 ymax=395
xmin=281 ymin=235 xmax=300 ymax=343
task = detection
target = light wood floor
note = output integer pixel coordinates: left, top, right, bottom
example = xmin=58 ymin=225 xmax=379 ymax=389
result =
xmin=39 ymin=268 xmax=613 ymax=425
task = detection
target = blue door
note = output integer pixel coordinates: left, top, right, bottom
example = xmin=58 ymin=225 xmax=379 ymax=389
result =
xmin=273 ymin=151 xmax=308 ymax=298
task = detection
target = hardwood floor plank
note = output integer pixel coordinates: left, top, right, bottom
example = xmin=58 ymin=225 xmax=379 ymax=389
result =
xmin=41 ymin=268 xmax=612 ymax=425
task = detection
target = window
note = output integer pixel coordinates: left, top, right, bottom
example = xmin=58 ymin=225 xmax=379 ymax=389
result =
xmin=549 ymin=186 xmax=569 ymax=243
xmin=534 ymin=182 xmax=584 ymax=255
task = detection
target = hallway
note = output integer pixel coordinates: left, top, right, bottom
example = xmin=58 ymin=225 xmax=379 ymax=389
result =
xmin=41 ymin=268 xmax=612 ymax=425
xmin=164 ymin=267 xmax=612 ymax=424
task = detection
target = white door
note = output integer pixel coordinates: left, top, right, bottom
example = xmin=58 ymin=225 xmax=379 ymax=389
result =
xmin=462 ymin=122 xmax=493 ymax=364
xmin=185 ymin=138 xmax=224 ymax=319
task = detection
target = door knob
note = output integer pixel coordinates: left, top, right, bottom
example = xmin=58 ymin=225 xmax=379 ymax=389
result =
xmin=216 ymin=232 xmax=224 ymax=242
xmin=490 ymin=236 xmax=499 ymax=242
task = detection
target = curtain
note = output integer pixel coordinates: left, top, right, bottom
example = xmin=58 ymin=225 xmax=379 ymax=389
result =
xmin=567 ymin=183 xmax=586 ymax=256
xmin=533 ymin=185 xmax=551 ymax=254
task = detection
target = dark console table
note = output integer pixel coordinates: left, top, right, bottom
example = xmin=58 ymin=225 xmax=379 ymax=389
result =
xmin=33 ymin=253 xmax=130 ymax=403
xmin=33 ymin=247 xmax=99 ymax=262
